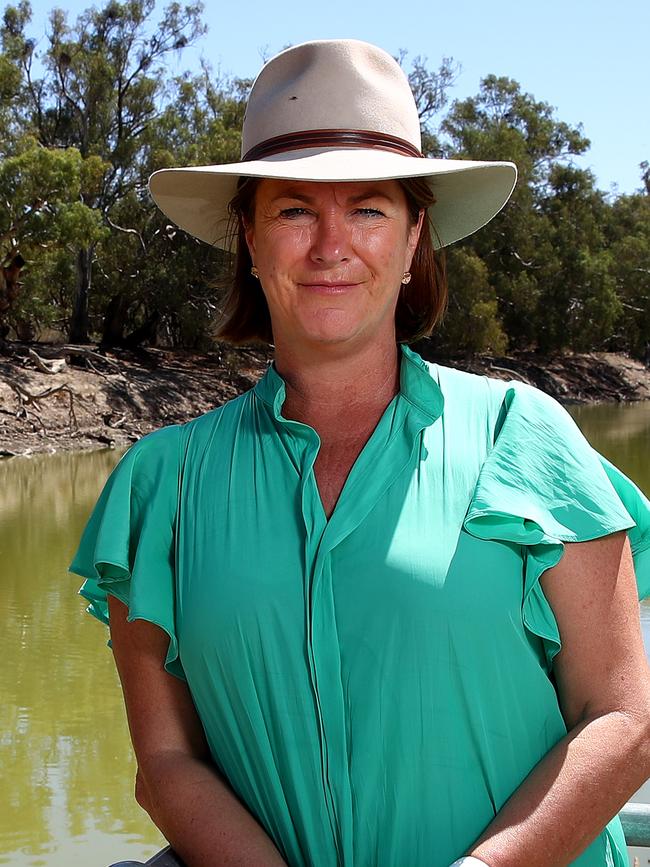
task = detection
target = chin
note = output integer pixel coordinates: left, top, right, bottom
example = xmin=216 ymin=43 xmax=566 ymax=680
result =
xmin=299 ymin=313 xmax=369 ymax=346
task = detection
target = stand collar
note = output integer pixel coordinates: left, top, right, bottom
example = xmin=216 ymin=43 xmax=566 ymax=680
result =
xmin=253 ymin=344 xmax=444 ymax=425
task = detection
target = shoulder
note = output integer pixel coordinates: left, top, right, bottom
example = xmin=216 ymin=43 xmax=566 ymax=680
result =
xmin=128 ymin=391 xmax=253 ymax=461
xmin=118 ymin=422 xmax=182 ymax=479
xmin=431 ymin=362 xmax=574 ymax=433
xmin=492 ymin=378 xmax=581 ymax=446
xmin=430 ymin=362 xmax=511 ymax=402
xmin=121 ymin=391 xmax=256 ymax=488
xmin=425 ymin=362 xmax=516 ymax=440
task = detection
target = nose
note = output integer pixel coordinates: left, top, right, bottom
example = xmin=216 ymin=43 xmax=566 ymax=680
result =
xmin=309 ymin=212 xmax=351 ymax=266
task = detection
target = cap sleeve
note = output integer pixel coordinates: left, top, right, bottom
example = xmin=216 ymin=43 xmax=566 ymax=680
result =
xmin=69 ymin=425 xmax=185 ymax=680
xmin=464 ymin=382 xmax=650 ymax=666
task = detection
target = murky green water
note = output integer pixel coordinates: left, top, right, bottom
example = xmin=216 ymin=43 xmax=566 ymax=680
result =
xmin=1 ymin=401 xmax=649 ymax=866
xmin=0 ymin=449 xmax=165 ymax=866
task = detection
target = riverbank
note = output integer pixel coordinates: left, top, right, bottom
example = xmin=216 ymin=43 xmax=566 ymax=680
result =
xmin=1 ymin=341 xmax=649 ymax=457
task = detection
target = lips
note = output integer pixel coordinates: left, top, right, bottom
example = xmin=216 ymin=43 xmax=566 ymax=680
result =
xmin=299 ymin=281 xmax=361 ymax=293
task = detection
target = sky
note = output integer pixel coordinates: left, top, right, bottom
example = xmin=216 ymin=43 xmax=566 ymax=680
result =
xmin=23 ymin=0 xmax=650 ymax=195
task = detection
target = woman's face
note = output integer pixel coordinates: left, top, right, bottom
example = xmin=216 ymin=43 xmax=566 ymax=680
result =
xmin=244 ymin=179 xmax=423 ymax=350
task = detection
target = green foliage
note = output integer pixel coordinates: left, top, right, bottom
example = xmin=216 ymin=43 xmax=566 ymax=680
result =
xmin=605 ymin=192 xmax=650 ymax=357
xmin=147 ymin=65 xmax=245 ymax=171
xmin=534 ymin=165 xmax=621 ymax=352
xmin=435 ymin=75 xmax=639 ymax=356
xmin=0 ymin=1 xmax=30 ymax=142
xmin=0 ymin=135 xmax=108 ymax=333
xmin=437 ymin=248 xmax=507 ymax=355
xmin=0 ymin=0 xmax=209 ymax=341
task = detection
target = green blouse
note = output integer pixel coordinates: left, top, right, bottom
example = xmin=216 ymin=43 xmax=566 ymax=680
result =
xmin=70 ymin=345 xmax=650 ymax=867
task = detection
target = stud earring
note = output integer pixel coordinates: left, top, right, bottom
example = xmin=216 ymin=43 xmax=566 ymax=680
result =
xmin=401 ymin=271 xmax=412 ymax=285
xmin=251 ymin=266 xmax=260 ymax=279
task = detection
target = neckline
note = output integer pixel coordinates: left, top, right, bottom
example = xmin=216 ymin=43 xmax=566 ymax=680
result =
xmin=253 ymin=343 xmax=444 ymax=426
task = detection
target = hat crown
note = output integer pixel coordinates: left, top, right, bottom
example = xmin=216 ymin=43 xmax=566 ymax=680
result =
xmin=241 ymin=39 xmax=422 ymax=159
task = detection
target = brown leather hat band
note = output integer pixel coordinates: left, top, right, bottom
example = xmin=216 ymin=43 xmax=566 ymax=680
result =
xmin=242 ymin=129 xmax=423 ymax=161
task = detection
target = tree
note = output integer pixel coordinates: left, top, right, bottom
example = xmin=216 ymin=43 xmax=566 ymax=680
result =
xmin=0 ymin=15 xmax=642 ymax=358
xmin=535 ymin=164 xmax=620 ymax=352
xmin=0 ymin=135 xmax=106 ymax=336
xmin=399 ymin=52 xmax=459 ymax=157
xmin=605 ymin=180 xmax=650 ymax=359
xmin=439 ymin=76 xmax=602 ymax=352
xmin=92 ymin=64 xmax=248 ymax=349
xmin=4 ymin=0 xmax=206 ymax=341
xmin=0 ymin=1 xmax=29 ymax=145
xmin=436 ymin=247 xmax=507 ymax=354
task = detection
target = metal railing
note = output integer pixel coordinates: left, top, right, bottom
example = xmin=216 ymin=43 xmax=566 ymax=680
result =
xmin=622 ymin=802 xmax=650 ymax=848
xmin=107 ymin=803 xmax=650 ymax=866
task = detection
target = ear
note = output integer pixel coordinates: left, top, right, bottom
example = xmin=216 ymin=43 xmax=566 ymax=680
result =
xmin=405 ymin=209 xmax=425 ymax=269
xmin=243 ymin=216 xmax=256 ymax=260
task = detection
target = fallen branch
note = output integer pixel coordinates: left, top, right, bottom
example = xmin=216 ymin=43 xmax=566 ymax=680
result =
xmin=488 ymin=363 xmax=532 ymax=385
xmin=59 ymin=345 xmax=122 ymax=372
xmin=105 ymin=412 xmax=128 ymax=429
xmin=9 ymin=381 xmax=78 ymax=432
xmin=28 ymin=348 xmax=67 ymax=374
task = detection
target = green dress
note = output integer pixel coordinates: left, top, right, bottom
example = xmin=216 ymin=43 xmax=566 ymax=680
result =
xmin=70 ymin=345 xmax=650 ymax=867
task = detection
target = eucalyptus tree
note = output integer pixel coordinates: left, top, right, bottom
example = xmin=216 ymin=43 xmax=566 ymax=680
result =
xmin=3 ymin=0 xmax=205 ymax=342
xmin=94 ymin=64 xmax=250 ymax=349
xmin=605 ymin=173 xmax=650 ymax=359
xmin=440 ymin=75 xmax=593 ymax=353
xmin=0 ymin=136 xmax=106 ymax=335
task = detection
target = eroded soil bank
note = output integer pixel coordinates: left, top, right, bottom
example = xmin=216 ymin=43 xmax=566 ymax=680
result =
xmin=1 ymin=341 xmax=649 ymax=457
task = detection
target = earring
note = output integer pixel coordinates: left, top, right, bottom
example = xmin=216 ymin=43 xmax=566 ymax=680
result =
xmin=401 ymin=271 xmax=412 ymax=285
xmin=251 ymin=266 xmax=260 ymax=279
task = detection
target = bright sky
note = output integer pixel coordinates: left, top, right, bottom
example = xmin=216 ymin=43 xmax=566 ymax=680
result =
xmin=24 ymin=0 xmax=650 ymax=195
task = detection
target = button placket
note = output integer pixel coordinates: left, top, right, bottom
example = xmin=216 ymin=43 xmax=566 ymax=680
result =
xmin=252 ymin=350 xmax=445 ymax=866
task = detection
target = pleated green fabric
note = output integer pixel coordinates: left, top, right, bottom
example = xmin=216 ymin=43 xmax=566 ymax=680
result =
xmin=70 ymin=345 xmax=650 ymax=867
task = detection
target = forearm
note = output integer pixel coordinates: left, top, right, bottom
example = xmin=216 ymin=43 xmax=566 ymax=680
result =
xmin=468 ymin=709 xmax=650 ymax=867
xmin=137 ymin=751 xmax=287 ymax=867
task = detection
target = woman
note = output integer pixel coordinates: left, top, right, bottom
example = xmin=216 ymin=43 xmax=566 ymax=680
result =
xmin=71 ymin=40 xmax=650 ymax=867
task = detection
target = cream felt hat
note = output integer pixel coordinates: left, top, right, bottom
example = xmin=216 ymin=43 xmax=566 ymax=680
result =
xmin=148 ymin=39 xmax=517 ymax=250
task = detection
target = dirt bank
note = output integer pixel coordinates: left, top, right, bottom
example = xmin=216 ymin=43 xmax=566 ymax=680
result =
xmin=1 ymin=341 xmax=649 ymax=458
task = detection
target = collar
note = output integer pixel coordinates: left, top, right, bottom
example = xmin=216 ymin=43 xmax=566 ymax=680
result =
xmin=253 ymin=344 xmax=444 ymax=426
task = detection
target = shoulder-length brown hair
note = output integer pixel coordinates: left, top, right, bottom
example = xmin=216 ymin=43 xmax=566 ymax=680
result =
xmin=214 ymin=176 xmax=447 ymax=345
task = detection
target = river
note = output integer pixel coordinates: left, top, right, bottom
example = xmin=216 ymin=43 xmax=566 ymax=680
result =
xmin=1 ymin=400 xmax=649 ymax=866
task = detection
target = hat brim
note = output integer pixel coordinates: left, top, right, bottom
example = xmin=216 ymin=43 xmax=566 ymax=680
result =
xmin=148 ymin=148 xmax=517 ymax=250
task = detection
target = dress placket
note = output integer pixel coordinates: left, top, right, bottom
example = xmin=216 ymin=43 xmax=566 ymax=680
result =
xmin=266 ymin=381 xmax=347 ymax=864
xmin=262 ymin=350 xmax=442 ymax=866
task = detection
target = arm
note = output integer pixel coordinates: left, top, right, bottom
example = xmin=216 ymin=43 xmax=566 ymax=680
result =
xmin=467 ymin=531 xmax=650 ymax=867
xmin=108 ymin=595 xmax=287 ymax=867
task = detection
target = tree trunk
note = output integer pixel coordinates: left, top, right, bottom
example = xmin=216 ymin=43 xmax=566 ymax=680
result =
xmin=100 ymin=294 xmax=130 ymax=348
xmin=69 ymin=246 xmax=93 ymax=343
xmin=124 ymin=310 xmax=160 ymax=349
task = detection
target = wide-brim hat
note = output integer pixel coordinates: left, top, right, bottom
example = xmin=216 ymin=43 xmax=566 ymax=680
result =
xmin=149 ymin=39 xmax=517 ymax=250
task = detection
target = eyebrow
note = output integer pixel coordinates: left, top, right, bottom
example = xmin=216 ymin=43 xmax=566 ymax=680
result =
xmin=271 ymin=187 xmax=394 ymax=205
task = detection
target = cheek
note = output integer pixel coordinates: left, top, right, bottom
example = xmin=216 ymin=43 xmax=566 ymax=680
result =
xmin=352 ymin=227 xmax=409 ymax=277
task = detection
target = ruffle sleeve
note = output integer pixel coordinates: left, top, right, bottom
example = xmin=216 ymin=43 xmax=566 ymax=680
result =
xmin=464 ymin=381 xmax=650 ymax=666
xmin=69 ymin=424 xmax=185 ymax=680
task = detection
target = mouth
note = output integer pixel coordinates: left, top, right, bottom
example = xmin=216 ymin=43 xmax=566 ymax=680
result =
xmin=298 ymin=281 xmax=361 ymax=294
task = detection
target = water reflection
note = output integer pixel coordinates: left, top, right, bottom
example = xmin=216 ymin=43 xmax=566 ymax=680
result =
xmin=0 ymin=450 xmax=165 ymax=865
xmin=1 ymin=402 xmax=649 ymax=865
xmin=570 ymin=401 xmax=650 ymax=494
